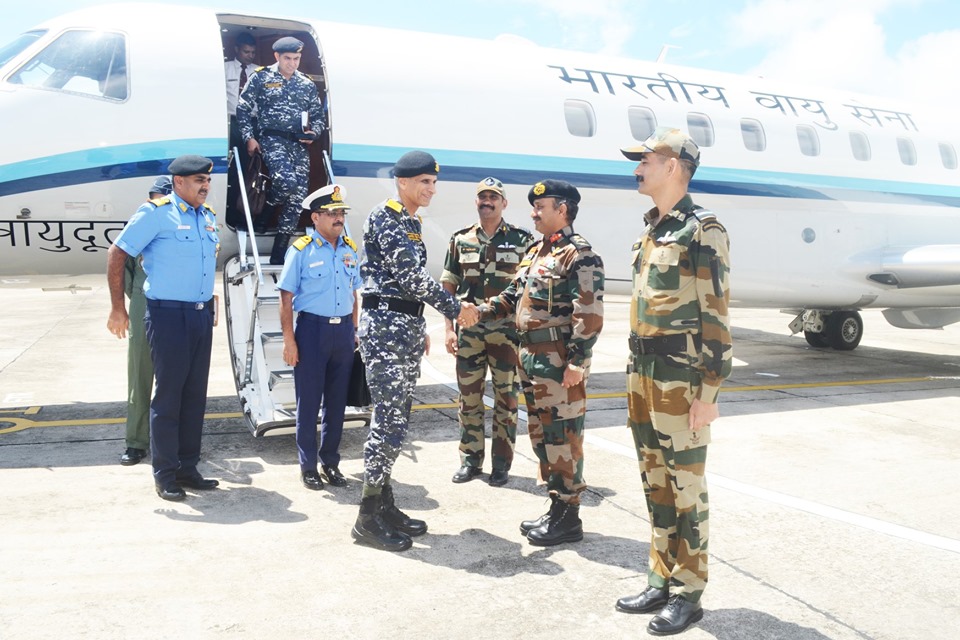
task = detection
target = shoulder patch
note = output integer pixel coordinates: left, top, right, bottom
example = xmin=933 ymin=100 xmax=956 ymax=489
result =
xmin=385 ymin=199 xmax=404 ymax=214
xmin=700 ymin=219 xmax=727 ymax=233
xmin=292 ymin=234 xmax=313 ymax=251
xmin=343 ymin=236 xmax=358 ymax=252
xmin=148 ymin=196 xmax=171 ymax=207
xmin=567 ymin=233 xmax=592 ymax=251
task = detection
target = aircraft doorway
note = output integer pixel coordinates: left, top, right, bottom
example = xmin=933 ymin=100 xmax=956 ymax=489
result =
xmin=217 ymin=15 xmax=332 ymax=235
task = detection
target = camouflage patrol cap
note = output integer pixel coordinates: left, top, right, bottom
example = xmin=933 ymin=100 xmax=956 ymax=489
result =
xmin=167 ymin=155 xmax=214 ymax=176
xmin=393 ymin=150 xmax=439 ymax=178
xmin=476 ymin=176 xmax=505 ymax=196
xmin=303 ymin=184 xmax=350 ymax=212
xmin=273 ymin=36 xmax=304 ymax=53
xmin=621 ymin=126 xmax=700 ymax=168
xmin=528 ymin=179 xmax=580 ymax=205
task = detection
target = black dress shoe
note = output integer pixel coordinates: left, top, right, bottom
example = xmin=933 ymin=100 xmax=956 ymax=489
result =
xmin=321 ymin=465 xmax=347 ymax=487
xmin=488 ymin=469 xmax=509 ymax=487
xmin=301 ymin=470 xmax=324 ymax=491
xmin=647 ymin=595 xmax=703 ymax=636
xmin=615 ymin=586 xmax=669 ymax=614
xmin=156 ymin=483 xmax=186 ymax=501
xmin=120 ymin=448 xmax=147 ymax=466
xmin=175 ymin=472 xmax=219 ymax=490
xmin=451 ymin=465 xmax=482 ymax=483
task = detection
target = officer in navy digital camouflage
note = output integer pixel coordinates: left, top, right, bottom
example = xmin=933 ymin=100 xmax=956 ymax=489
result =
xmin=237 ymin=36 xmax=326 ymax=264
xmin=615 ymin=127 xmax=732 ymax=636
xmin=352 ymin=150 xmax=480 ymax=552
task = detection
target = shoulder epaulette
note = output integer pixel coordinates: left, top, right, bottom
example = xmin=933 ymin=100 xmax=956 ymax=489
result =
xmin=631 ymin=240 xmax=642 ymax=251
xmin=292 ymin=234 xmax=313 ymax=251
xmin=568 ymin=233 xmax=592 ymax=251
xmin=147 ymin=196 xmax=170 ymax=207
xmin=385 ymin=199 xmax=404 ymax=214
xmin=254 ymin=66 xmax=266 ymax=72
xmin=453 ymin=223 xmax=476 ymax=236
xmin=343 ymin=236 xmax=358 ymax=252
xmin=202 ymin=203 xmax=216 ymax=215
xmin=689 ymin=207 xmax=725 ymax=232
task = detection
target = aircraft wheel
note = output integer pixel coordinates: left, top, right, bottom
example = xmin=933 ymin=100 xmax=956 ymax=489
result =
xmin=826 ymin=311 xmax=863 ymax=351
xmin=804 ymin=331 xmax=830 ymax=348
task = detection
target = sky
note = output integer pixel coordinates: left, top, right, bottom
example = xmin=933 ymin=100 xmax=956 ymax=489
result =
xmin=3 ymin=0 xmax=959 ymax=104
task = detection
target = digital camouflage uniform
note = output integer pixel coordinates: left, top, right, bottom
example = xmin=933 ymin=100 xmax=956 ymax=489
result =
xmin=486 ymin=225 xmax=604 ymax=505
xmin=627 ymin=193 xmax=732 ymax=603
xmin=236 ymin=64 xmax=326 ymax=234
xmin=359 ymin=198 xmax=462 ymax=489
xmin=440 ymin=221 xmax=533 ymax=472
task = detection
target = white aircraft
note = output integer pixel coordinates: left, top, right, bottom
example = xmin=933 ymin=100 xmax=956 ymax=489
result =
xmin=2 ymin=4 xmax=958 ymax=433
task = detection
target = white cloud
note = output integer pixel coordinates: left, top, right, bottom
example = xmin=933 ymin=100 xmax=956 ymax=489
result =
xmin=509 ymin=0 xmax=638 ymax=56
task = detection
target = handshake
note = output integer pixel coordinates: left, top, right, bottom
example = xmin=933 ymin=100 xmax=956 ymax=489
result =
xmin=457 ymin=301 xmax=480 ymax=328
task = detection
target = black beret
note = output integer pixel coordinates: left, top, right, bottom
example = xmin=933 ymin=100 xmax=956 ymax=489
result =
xmin=393 ymin=150 xmax=440 ymax=178
xmin=528 ymin=179 xmax=581 ymax=205
xmin=167 ymin=155 xmax=214 ymax=177
xmin=273 ymin=36 xmax=303 ymax=53
xmin=149 ymin=175 xmax=172 ymax=196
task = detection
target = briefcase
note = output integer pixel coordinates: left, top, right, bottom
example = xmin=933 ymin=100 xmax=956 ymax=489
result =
xmin=346 ymin=349 xmax=370 ymax=407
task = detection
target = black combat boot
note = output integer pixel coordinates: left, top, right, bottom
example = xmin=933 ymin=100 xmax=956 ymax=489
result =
xmin=526 ymin=501 xmax=583 ymax=546
xmin=380 ymin=483 xmax=428 ymax=537
xmin=351 ymin=494 xmax=412 ymax=552
xmin=519 ymin=494 xmax=562 ymax=536
xmin=269 ymin=232 xmax=292 ymax=265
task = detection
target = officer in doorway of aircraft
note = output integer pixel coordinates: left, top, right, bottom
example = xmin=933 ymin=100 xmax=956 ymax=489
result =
xmin=440 ymin=177 xmax=533 ymax=488
xmin=237 ymin=35 xmax=326 ymax=265
xmin=352 ymin=150 xmax=480 ymax=552
xmin=478 ymin=179 xmax=605 ymax=548
xmin=106 ymin=155 xmax=222 ymax=502
xmin=615 ymin=127 xmax=732 ymax=636
xmin=277 ymin=184 xmax=361 ymax=492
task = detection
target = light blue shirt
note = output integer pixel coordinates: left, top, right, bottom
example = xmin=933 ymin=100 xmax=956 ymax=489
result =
xmin=278 ymin=228 xmax=361 ymax=316
xmin=114 ymin=192 xmax=219 ymax=303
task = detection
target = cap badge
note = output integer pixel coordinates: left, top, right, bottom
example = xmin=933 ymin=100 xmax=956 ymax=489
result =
xmin=533 ymin=183 xmax=546 ymax=196
xmin=434 ymin=162 xmax=440 ymax=173
xmin=331 ymin=186 xmax=343 ymax=202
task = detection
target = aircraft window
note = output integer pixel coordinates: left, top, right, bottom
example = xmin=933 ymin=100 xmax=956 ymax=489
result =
xmin=849 ymin=131 xmax=871 ymax=161
xmin=8 ymin=29 xmax=127 ymax=101
xmin=628 ymin=106 xmax=657 ymax=141
xmin=897 ymin=137 xmax=917 ymax=166
xmin=796 ymin=124 xmax=820 ymax=156
xmin=563 ymin=99 xmax=596 ymax=137
xmin=0 ymin=30 xmax=45 ymax=68
xmin=939 ymin=142 xmax=957 ymax=170
xmin=740 ymin=118 xmax=766 ymax=152
xmin=686 ymin=113 xmax=714 ymax=147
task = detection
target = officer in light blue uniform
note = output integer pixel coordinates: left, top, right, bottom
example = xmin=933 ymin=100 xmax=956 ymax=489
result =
xmin=237 ymin=35 xmax=327 ymax=264
xmin=278 ymin=184 xmax=361 ymax=491
xmin=106 ymin=155 xmax=221 ymax=502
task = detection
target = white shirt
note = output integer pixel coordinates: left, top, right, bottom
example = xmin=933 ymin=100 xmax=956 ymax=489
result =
xmin=225 ymin=58 xmax=258 ymax=116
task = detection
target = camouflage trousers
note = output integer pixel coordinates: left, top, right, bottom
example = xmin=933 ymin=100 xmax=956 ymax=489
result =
xmin=626 ymin=349 xmax=710 ymax=603
xmin=455 ymin=324 xmax=520 ymax=471
xmin=261 ymin=136 xmax=309 ymax=235
xmin=518 ymin=341 xmax=588 ymax=505
xmin=358 ymin=309 xmax=426 ymax=488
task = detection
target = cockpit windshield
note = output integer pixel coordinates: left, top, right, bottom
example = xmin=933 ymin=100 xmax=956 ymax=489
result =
xmin=0 ymin=30 xmax=46 ymax=68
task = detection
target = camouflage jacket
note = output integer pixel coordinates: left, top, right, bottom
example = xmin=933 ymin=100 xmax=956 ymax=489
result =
xmin=359 ymin=198 xmax=461 ymax=320
xmin=631 ymin=193 xmax=732 ymax=403
xmin=440 ymin=219 xmax=533 ymax=329
xmin=486 ymin=225 xmax=604 ymax=368
xmin=236 ymin=64 xmax=326 ymax=141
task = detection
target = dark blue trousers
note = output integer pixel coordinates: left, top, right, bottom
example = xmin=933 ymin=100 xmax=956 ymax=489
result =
xmin=294 ymin=313 xmax=354 ymax=471
xmin=145 ymin=300 xmax=213 ymax=486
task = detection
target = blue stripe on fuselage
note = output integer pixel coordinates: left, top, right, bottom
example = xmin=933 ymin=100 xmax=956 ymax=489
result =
xmin=1 ymin=140 xmax=958 ymax=206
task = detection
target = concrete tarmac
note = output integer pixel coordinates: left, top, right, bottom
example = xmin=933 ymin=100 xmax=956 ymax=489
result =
xmin=2 ymin=274 xmax=959 ymax=639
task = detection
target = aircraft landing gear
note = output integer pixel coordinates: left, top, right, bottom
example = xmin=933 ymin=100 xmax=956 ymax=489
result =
xmin=791 ymin=309 xmax=864 ymax=351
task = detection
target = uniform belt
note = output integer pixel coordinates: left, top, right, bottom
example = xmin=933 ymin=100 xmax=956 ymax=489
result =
xmin=298 ymin=312 xmax=352 ymax=324
xmin=147 ymin=298 xmax=213 ymax=311
xmin=628 ymin=332 xmax=694 ymax=355
xmin=362 ymin=295 xmax=425 ymax=317
xmin=262 ymin=128 xmax=302 ymax=141
xmin=517 ymin=325 xmax=570 ymax=345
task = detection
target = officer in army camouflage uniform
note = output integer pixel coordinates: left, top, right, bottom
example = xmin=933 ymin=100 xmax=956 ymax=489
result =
xmin=237 ymin=36 xmax=326 ymax=264
xmin=614 ymin=127 xmax=732 ymax=637
xmin=480 ymin=179 xmax=604 ymax=547
xmin=441 ymin=177 xmax=533 ymax=488
xmin=351 ymin=150 xmax=480 ymax=553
